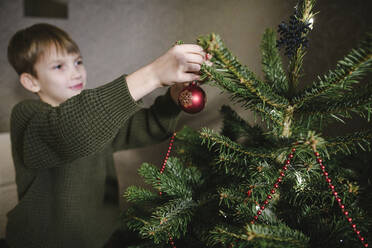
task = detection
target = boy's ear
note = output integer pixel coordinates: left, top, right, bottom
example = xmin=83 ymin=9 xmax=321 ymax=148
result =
xmin=20 ymin=73 xmax=40 ymax=93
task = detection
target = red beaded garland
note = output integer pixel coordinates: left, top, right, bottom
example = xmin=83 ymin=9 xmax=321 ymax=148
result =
xmin=314 ymin=151 xmax=368 ymax=247
xmin=159 ymin=133 xmax=177 ymax=248
xmin=250 ymin=149 xmax=295 ymax=224
xmin=247 ymin=189 xmax=252 ymax=197
xmin=249 ymin=146 xmax=368 ymax=247
xmin=159 ymin=136 xmax=369 ymax=247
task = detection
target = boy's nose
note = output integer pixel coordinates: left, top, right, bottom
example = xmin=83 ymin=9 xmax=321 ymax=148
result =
xmin=71 ymin=67 xmax=82 ymax=79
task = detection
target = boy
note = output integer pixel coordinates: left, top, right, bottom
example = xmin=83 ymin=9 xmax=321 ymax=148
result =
xmin=5 ymin=23 xmax=211 ymax=248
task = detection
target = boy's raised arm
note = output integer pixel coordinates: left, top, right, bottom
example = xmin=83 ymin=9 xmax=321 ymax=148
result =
xmin=12 ymin=44 xmax=210 ymax=169
xmin=11 ymin=75 xmax=139 ymax=169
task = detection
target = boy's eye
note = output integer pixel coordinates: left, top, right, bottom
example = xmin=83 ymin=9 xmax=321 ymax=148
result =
xmin=53 ymin=64 xmax=63 ymax=70
xmin=75 ymin=60 xmax=83 ymax=66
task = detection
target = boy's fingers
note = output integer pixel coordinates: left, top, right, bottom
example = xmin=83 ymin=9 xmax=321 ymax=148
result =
xmin=183 ymin=73 xmax=200 ymax=82
xmin=185 ymin=63 xmax=201 ymax=73
xmin=179 ymin=44 xmax=204 ymax=52
xmin=186 ymin=53 xmax=205 ymax=65
xmin=175 ymin=44 xmax=212 ymax=62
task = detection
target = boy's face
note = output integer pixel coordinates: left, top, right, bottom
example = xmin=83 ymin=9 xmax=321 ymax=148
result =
xmin=31 ymin=45 xmax=87 ymax=106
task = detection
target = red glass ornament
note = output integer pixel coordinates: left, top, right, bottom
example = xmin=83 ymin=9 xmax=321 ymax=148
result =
xmin=178 ymin=81 xmax=206 ymax=114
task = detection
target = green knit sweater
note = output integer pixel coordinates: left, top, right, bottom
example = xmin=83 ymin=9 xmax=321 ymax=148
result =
xmin=6 ymin=75 xmax=181 ymax=248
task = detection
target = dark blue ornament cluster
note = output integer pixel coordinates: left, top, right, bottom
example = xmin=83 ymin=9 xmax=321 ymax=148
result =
xmin=276 ymin=14 xmax=312 ymax=58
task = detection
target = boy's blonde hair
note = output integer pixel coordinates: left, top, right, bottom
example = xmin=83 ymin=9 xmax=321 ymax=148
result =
xmin=7 ymin=23 xmax=80 ymax=78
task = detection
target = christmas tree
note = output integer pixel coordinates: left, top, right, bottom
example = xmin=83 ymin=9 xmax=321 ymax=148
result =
xmin=123 ymin=0 xmax=372 ymax=247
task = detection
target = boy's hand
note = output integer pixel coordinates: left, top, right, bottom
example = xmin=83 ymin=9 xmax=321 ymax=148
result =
xmin=126 ymin=44 xmax=211 ymax=101
xmin=150 ymin=44 xmax=211 ymax=87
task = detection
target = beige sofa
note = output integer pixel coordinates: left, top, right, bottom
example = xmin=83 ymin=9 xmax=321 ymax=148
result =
xmin=0 ymin=133 xmax=16 ymax=238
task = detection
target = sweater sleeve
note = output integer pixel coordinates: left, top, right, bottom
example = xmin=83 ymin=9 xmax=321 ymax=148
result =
xmin=111 ymin=87 xmax=181 ymax=152
xmin=11 ymin=75 xmax=140 ymax=169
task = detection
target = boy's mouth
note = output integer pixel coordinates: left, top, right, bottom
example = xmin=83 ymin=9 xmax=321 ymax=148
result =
xmin=69 ymin=83 xmax=84 ymax=91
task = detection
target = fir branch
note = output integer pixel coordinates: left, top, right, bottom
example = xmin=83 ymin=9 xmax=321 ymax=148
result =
xmin=215 ymin=152 xmax=251 ymax=177
xmin=136 ymin=157 xmax=203 ymax=198
xmin=244 ymin=224 xmax=309 ymax=247
xmin=220 ymin=105 xmax=269 ymax=146
xmin=261 ymin=28 xmax=289 ymax=95
xmin=215 ymin=151 xmax=280 ymax=183
xmin=297 ymin=82 xmax=372 ymax=125
xmin=208 ymin=224 xmax=309 ymax=248
xmin=199 ymin=127 xmax=275 ymax=159
xmin=125 ymin=186 xmax=159 ymax=203
xmin=220 ymin=104 xmax=253 ymax=141
xmin=138 ymin=163 xmax=162 ymax=190
xmin=198 ymin=33 xmax=289 ymax=110
xmin=201 ymin=64 xmax=285 ymax=129
xmin=324 ymin=130 xmax=372 ymax=155
xmin=174 ymin=125 xmax=202 ymax=145
xmin=296 ymin=0 xmax=317 ymax=24
xmin=288 ymin=49 xmax=306 ymax=96
xmin=218 ymin=185 xmax=250 ymax=208
xmin=160 ymin=157 xmax=203 ymax=190
xmin=293 ymin=33 xmax=372 ymax=106
xmin=139 ymin=198 xmax=197 ymax=244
